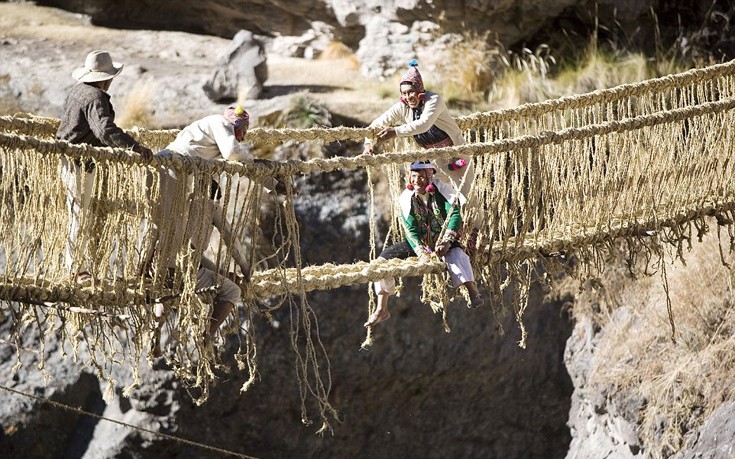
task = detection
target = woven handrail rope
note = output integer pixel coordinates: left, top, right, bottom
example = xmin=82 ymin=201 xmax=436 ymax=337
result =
xmin=3 ymin=95 xmax=735 ymax=179
xmin=3 ymin=60 xmax=735 ymax=432
xmin=4 ymin=59 xmax=735 ymax=143
xmin=4 ymin=196 xmax=733 ymax=306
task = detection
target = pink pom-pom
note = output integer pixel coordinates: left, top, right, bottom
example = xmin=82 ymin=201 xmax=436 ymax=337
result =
xmin=448 ymin=158 xmax=467 ymax=171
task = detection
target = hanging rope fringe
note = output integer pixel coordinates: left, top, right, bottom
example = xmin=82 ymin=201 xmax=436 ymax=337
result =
xmin=3 ymin=60 xmax=735 ymax=431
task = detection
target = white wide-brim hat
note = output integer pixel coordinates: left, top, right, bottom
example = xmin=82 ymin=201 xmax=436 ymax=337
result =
xmin=72 ymin=50 xmax=124 ymax=83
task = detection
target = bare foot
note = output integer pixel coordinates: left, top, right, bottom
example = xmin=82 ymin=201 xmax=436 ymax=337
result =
xmin=364 ymin=309 xmax=391 ymax=327
xmin=469 ymin=294 xmax=485 ymax=309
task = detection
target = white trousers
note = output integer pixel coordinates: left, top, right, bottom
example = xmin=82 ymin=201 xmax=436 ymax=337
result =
xmin=374 ymin=247 xmax=474 ymax=295
xmin=196 ymin=266 xmax=241 ymax=305
xmin=61 ymin=159 xmax=96 ymax=273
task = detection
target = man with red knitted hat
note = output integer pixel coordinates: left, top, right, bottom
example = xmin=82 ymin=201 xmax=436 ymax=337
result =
xmin=364 ymin=60 xmax=474 ymax=197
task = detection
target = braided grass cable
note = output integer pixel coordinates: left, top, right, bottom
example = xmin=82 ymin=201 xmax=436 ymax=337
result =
xmin=455 ymin=59 xmax=735 ymax=130
xmin=0 ymin=113 xmax=59 ymax=138
xmin=5 ymin=94 xmax=735 ymax=180
xmin=1 ymin=96 xmax=733 ymax=317
xmin=6 ymin=59 xmax=735 ymax=145
xmin=1 ymin=97 xmax=734 ymax=307
xmin=6 ymin=187 xmax=735 ymax=308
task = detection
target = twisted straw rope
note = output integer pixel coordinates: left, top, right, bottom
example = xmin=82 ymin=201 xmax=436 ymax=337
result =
xmin=4 ymin=58 xmax=735 ymax=142
xmin=3 ymin=193 xmax=733 ymax=307
xmin=1 ymin=88 xmax=733 ymax=307
xmin=2 ymin=60 xmax=735 ymax=428
xmin=3 ymin=94 xmax=734 ymax=179
xmin=455 ymin=59 xmax=735 ymax=129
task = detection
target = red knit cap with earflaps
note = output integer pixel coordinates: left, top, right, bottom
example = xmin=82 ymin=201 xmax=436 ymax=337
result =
xmin=400 ymin=59 xmax=425 ymax=94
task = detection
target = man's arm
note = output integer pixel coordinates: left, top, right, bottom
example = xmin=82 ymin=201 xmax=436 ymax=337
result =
xmin=86 ymin=98 xmax=152 ymax=159
xmin=211 ymin=120 xmax=252 ymax=161
xmin=364 ymin=102 xmax=406 ymax=153
xmin=402 ymin=212 xmax=427 ymax=253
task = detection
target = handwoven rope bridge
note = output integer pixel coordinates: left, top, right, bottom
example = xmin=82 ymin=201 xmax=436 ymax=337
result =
xmin=3 ymin=59 xmax=735 ymax=431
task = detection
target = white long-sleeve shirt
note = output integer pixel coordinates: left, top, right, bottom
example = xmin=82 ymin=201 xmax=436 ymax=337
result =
xmin=154 ymin=114 xmax=252 ymax=276
xmin=365 ymin=92 xmax=465 ymax=148
xmin=366 ymin=92 xmax=474 ymax=197
xmin=166 ymin=114 xmax=252 ymax=161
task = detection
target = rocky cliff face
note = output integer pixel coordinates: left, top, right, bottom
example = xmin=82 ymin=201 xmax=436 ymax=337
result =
xmin=33 ymin=0 xmax=666 ymax=78
xmin=566 ymin=310 xmax=735 ymax=459
xmin=563 ymin=231 xmax=735 ymax=458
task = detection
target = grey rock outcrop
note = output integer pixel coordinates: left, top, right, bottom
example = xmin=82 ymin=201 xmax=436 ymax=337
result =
xmin=35 ymin=0 xmax=667 ymax=77
xmin=564 ymin=235 xmax=735 ymax=458
xmin=672 ymin=402 xmax=735 ymax=459
xmin=565 ymin=310 xmax=645 ymax=459
xmin=356 ymin=18 xmax=440 ymax=79
xmin=270 ymin=21 xmax=336 ymax=60
xmin=202 ymin=30 xmax=268 ymax=102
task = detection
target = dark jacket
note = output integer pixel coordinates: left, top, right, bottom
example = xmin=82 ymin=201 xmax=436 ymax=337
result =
xmin=56 ymin=83 xmax=137 ymax=149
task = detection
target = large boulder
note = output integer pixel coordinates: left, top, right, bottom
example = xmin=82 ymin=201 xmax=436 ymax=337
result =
xmin=202 ymin=30 xmax=268 ymax=102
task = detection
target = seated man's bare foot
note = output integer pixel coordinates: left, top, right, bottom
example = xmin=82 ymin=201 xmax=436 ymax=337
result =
xmin=364 ymin=309 xmax=391 ymax=327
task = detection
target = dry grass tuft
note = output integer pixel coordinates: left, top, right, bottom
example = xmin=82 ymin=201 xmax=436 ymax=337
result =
xmin=571 ymin=227 xmax=735 ymax=457
xmin=480 ymin=44 xmax=556 ymax=109
xmin=319 ymin=41 xmax=353 ymax=60
xmin=0 ymin=74 xmax=22 ymax=114
xmin=425 ymin=31 xmax=686 ymax=113
xmin=427 ymin=34 xmax=559 ymax=110
xmin=430 ymin=32 xmax=495 ymax=105
xmin=555 ymin=48 xmax=649 ymax=95
xmin=116 ymin=80 xmax=157 ymax=129
xmin=318 ymin=41 xmax=361 ymax=71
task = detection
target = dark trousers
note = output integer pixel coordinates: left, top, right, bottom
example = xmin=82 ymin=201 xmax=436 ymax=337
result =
xmin=379 ymin=240 xmax=462 ymax=260
xmin=379 ymin=241 xmax=416 ymax=260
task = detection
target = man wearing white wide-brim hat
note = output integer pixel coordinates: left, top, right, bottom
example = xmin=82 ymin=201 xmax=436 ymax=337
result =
xmin=58 ymin=50 xmax=152 ymax=154
xmin=56 ymin=50 xmax=153 ymax=280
